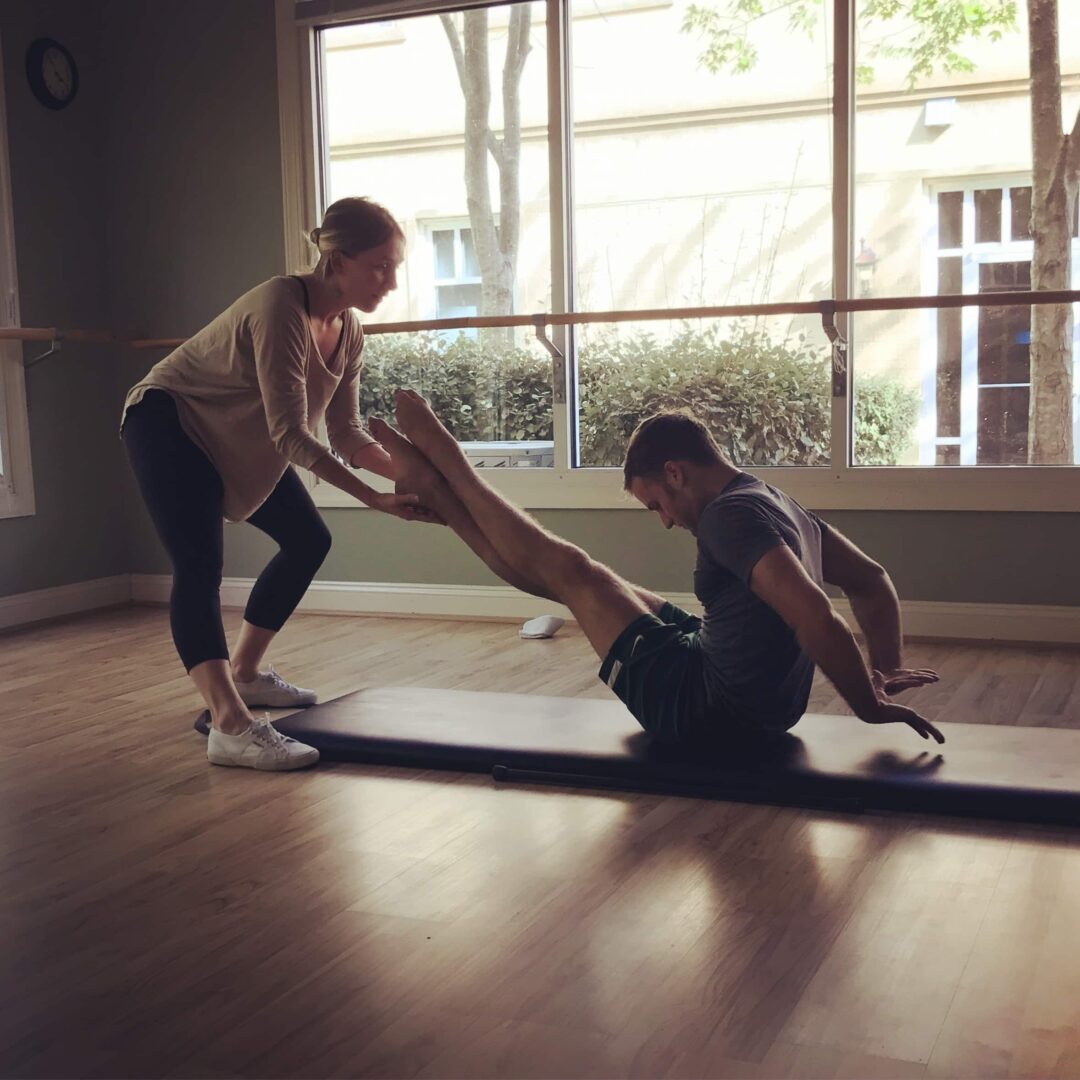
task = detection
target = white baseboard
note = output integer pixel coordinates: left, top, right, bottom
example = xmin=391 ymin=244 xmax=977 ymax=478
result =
xmin=128 ymin=574 xmax=1080 ymax=645
xmin=2 ymin=574 xmax=1076 ymax=645
xmin=0 ymin=575 xmax=132 ymax=632
xmin=129 ymin=574 xmax=582 ymax=622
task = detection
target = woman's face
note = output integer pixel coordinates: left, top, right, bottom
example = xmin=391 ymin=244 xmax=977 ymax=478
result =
xmin=335 ymin=234 xmax=405 ymax=313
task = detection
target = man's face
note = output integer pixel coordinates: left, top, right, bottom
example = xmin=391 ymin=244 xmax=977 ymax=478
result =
xmin=628 ymin=470 xmax=694 ymax=533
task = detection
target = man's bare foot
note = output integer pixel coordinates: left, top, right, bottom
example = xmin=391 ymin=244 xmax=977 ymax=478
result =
xmin=368 ymin=417 xmax=472 ymax=531
xmin=368 ymin=416 xmax=442 ymax=497
xmin=370 ymin=419 xmax=552 ymax=600
xmin=393 ymin=388 xmax=474 ymax=479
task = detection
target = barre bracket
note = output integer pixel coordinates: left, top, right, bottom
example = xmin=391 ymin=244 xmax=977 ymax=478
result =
xmin=820 ymin=303 xmax=847 ymax=398
xmin=532 ymin=315 xmax=567 ymax=405
xmin=24 ymin=330 xmax=64 ymax=370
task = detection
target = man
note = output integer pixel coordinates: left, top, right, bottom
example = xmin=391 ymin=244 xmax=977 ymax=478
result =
xmin=370 ymin=391 xmax=942 ymax=748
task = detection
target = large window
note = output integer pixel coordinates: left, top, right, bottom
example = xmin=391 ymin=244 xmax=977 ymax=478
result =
xmin=568 ymin=0 xmax=833 ymax=467
xmin=284 ymin=0 xmax=1080 ymax=508
xmin=316 ymin=6 xmax=554 ymax=464
xmin=852 ymin=3 xmax=1080 ymax=469
xmin=0 ymin=40 xmax=33 ymax=520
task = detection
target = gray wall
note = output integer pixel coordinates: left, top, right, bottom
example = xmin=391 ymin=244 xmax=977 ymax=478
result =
xmin=5 ymin=0 xmax=1079 ymax=607
xmin=102 ymin=0 xmax=287 ymax=344
xmin=0 ymin=1 xmax=128 ymax=597
xmin=103 ymin=0 xmax=290 ymax=601
xmin=130 ymin=497 xmax=1080 ymax=607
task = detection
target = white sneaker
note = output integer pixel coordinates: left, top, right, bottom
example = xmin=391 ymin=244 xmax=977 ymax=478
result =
xmin=234 ymin=666 xmax=317 ymax=708
xmin=207 ymin=716 xmax=320 ymax=771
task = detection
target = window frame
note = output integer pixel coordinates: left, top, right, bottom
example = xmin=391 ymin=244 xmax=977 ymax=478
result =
xmin=0 ymin=37 xmax=34 ymax=522
xmin=277 ymin=0 xmax=1080 ymax=512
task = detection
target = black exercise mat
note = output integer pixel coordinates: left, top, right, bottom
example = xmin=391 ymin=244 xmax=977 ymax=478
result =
xmin=195 ymin=687 xmax=1080 ymax=825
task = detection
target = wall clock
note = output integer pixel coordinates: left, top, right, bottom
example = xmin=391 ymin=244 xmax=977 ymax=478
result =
xmin=26 ymin=37 xmax=79 ymax=111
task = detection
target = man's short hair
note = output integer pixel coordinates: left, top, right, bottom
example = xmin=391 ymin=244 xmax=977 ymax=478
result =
xmin=622 ymin=410 xmax=726 ymax=490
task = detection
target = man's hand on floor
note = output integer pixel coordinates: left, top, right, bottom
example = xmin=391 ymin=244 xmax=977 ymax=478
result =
xmin=862 ymin=669 xmax=945 ymax=744
xmin=872 ymin=667 xmax=940 ymax=695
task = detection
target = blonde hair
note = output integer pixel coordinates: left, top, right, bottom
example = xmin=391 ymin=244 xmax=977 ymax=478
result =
xmin=308 ymin=197 xmax=404 ymax=279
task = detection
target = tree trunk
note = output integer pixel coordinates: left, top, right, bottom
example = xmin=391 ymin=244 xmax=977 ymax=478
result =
xmin=443 ymin=8 xmax=533 ymax=435
xmin=459 ymin=11 xmax=503 ymax=321
xmin=442 ymin=9 xmax=530 ymax=332
xmin=1027 ymin=0 xmax=1076 ymax=464
xmin=496 ymin=5 xmax=531 ymax=323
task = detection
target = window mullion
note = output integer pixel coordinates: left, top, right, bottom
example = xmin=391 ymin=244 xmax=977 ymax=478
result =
xmin=960 ymin=196 xmax=980 ymax=466
xmin=919 ymin=189 xmax=940 ymax=465
xmin=831 ymin=0 xmax=854 ymax=471
xmin=547 ymin=0 xmax=574 ymax=471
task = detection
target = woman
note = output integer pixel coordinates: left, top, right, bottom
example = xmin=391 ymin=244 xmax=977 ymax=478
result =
xmin=122 ymin=197 xmax=433 ymax=771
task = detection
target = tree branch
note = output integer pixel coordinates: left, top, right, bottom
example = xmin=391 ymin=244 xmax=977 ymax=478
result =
xmin=445 ymin=14 xmax=502 ymax=166
xmin=693 ymin=0 xmax=811 ymax=30
xmin=505 ymin=3 xmax=532 ymax=80
xmin=1066 ymin=105 xmax=1080 ymax=183
xmin=499 ymin=5 xmax=531 ymax=264
xmin=440 ymin=14 xmax=467 ymax=93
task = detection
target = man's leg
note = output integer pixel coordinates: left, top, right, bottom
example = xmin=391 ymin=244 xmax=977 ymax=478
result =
xmin=371 ymin=408 xmax=653 ymax=661
xmin=380 ymin=418 xmax=670 ymax=615
xmin=369 ymin=418 xmax=559 ymax=603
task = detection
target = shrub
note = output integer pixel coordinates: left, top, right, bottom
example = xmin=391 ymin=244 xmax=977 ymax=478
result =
xmin=358 ymin=325 xmax=918 ymax=466
xmin=577 ymin=324 xmax=831 ymax=466
xmin=851 ymin=372 xmax=920 ymax=466
xmin=358 ymin=332 xmax=553 ymax=443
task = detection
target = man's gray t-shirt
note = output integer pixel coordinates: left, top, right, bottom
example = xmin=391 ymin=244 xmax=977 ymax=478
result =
xmin=694 ymin=472 xmax=824 ymax=732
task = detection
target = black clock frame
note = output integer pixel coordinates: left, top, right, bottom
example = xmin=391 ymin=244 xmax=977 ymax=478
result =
xmin=25 ymin=37 xmax=79 ymax=111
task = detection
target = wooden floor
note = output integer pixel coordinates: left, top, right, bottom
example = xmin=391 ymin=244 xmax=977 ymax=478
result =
xmin=3 ymin=605 xmax=1080 ymax=1079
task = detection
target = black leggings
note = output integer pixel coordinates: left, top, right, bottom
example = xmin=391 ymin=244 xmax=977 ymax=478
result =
xmin=122 ymin=390 xmax=331 ymax=672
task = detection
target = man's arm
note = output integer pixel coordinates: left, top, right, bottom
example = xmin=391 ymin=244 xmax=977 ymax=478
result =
xmin=748 ymin=544 xmax=943 ymax=743
xmin=818 ymin=522 xmax=901 ymax=673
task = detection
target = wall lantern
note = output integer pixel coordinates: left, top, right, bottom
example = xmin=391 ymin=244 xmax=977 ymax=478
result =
xmin=855 ymin=238 xmax=878 ymax=297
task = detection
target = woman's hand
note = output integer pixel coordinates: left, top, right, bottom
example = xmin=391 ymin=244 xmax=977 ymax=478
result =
xmin=371 ymin=491 xmax=445 ymax=525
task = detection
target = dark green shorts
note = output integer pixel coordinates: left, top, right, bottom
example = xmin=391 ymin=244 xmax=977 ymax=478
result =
xmin=598 ymin=602 xmax=716 ymax=746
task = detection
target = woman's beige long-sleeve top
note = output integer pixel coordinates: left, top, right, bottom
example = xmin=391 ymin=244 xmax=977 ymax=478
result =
xmin=121 ymin=276 xmax=377 ymax=521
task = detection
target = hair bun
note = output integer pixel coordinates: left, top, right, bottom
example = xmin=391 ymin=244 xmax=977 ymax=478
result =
xmin=309 ymin=227 xmax=322 ymax=246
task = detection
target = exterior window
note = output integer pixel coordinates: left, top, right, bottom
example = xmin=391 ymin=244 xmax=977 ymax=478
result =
xmin=927 ymin=183 xmax=1080 ymax=466
xmin=432 ymin=224 xmax=484 ymax=321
